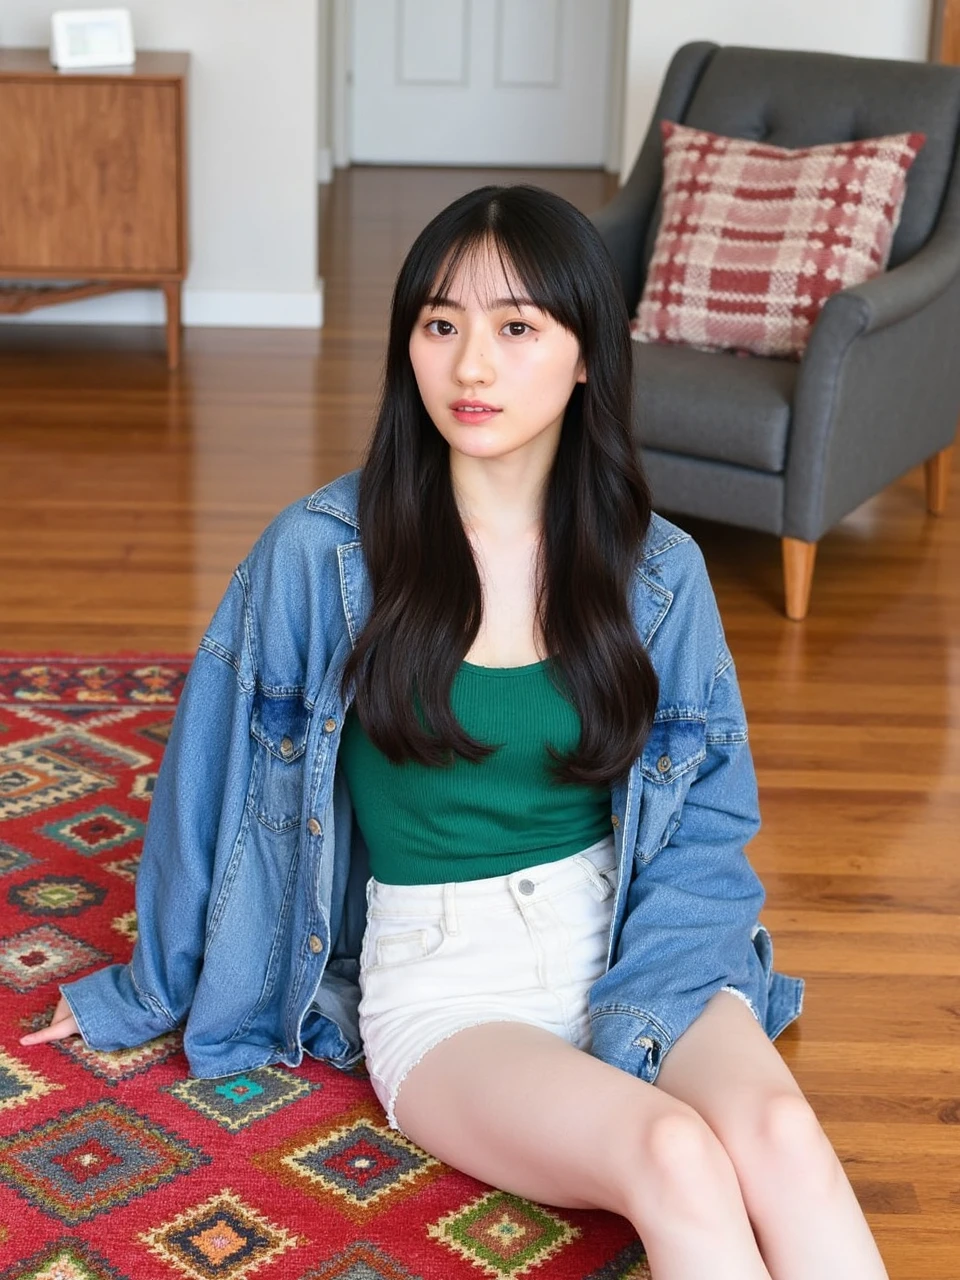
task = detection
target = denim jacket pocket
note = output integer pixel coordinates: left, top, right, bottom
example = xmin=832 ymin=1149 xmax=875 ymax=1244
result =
xmin=250 ymin=688 xmax=311 ymax=832
xmin=635 ymin=715 xmax=707 ymax=865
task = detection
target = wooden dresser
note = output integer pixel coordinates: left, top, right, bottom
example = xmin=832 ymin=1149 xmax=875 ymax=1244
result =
xmin=0 ymin=48 xmax=189 ymax=369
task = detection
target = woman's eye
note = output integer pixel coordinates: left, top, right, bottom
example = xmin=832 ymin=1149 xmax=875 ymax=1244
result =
xmin=426 ymin=319 xmax=456 ymax=336
xmin=504 ymin=321 xmax=530 ymax=337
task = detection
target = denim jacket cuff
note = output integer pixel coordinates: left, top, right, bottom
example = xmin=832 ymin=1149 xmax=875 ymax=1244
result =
xmin=59 ymin=964 xmax=178 ymax=1052
xmin=588 ymin=1007 xmax=674 ymax=1084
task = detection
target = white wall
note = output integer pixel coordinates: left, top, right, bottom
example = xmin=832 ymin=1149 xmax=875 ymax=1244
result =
xmin=0 ymin=1 xmax=321 ymax=328
xmin=621 ymin=0 xmax=935 ymax=176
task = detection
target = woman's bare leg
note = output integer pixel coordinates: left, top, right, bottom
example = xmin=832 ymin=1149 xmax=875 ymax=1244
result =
xmin=655 ymin=990 xmax=889 ymax=1280
xmin=392 ymin=1020 xmax=773 ymax=1279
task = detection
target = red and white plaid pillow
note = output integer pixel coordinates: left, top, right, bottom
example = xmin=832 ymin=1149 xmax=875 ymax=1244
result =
xmin=632 ymin=121 xmax=926 ymax=359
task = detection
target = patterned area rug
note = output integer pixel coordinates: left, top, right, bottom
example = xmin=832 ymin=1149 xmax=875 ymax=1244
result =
xmin=0 ymin=657 xmax=650 ymax=1279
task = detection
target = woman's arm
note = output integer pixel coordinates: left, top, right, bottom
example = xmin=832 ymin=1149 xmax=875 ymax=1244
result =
xmin=21 ymin=570 xmax=256 ymax=1052
xmin=588 ymin=546 xmax=784 ymax=1083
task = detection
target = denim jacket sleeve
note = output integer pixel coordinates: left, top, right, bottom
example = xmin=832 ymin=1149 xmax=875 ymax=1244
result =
xmin=58 ymin=569 xmax=255 ymax=1050
xmin=588 ymin=566 xmax=768 ymax=1084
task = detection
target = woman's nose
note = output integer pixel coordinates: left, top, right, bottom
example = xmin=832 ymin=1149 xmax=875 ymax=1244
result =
xmin=453 ymin=331 xmax=494 ymax=386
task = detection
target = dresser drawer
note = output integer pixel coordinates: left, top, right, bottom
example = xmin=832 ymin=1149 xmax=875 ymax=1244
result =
xmin=0 ymin=80 xmax=182 ymax=274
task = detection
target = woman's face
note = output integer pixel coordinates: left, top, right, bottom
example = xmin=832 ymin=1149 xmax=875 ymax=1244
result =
xmin=408 ymin=243 xmax=585 ymax=469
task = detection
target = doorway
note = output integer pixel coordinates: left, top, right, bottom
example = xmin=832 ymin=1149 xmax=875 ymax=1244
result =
xmin=328 ymin=0 xmax=628 ymax=172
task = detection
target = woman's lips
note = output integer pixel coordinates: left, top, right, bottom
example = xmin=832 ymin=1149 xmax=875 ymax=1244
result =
xmin=450 ymin=403 xmax=502 ymax=424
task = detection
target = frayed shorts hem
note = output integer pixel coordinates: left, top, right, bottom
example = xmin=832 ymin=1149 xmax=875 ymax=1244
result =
xmin=370 ymin=1015 xmax=533 ymax=1133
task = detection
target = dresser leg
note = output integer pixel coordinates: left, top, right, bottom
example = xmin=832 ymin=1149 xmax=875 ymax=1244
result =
xmin=163 ymin=282 xmax=182 ymax=370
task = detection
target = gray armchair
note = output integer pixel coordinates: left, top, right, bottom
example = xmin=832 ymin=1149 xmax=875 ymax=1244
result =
xmin=593 ymin=43 xmax=960 ymax=619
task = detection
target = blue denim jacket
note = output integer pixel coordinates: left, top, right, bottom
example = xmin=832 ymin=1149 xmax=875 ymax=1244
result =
xmin=61 ymin=469 xmax=804 ymax=1081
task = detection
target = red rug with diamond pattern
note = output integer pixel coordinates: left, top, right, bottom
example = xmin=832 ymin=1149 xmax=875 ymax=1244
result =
xmin=0 ymin=656 xmax=650 ymax=1280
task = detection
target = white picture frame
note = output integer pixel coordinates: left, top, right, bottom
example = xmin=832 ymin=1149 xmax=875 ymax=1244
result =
xmin=50 ymin=8 xmax=136 ymax=70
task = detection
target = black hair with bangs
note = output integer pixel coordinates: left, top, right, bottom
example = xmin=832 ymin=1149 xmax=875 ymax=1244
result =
xmin=340 ymin=184 xmax=659 ymax=785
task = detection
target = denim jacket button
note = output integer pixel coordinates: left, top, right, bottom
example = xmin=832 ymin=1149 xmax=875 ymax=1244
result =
xmin=308 ymin=934 xmax=324 ymax=953
xmin=656 ymin=754 xmax=672 ymax=774
xmin=280 ymin=736 xmax=294 ymax=758
xmin=611 ymin=814 xmax=620 ymax=828
xmin=323 ymin=718 xmax=337 ymax=733
xmin=307 ymin=817 xmax=322 ymax=836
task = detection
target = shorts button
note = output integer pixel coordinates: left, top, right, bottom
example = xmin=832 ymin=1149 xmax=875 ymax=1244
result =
xmin=308 ymin=934 xmax=324 ymax=954
xmin=307 ymin=817 xmax=322 ymax=836
xmin=656 ymin=755 xmax=672 ymax=774
xmin=518 ymin=879 xmax=535 ymax=895
xmin=323 ymin=718 xmax=337 ymax=733
xmin=280 ymin=736 xmax=294 ymax=758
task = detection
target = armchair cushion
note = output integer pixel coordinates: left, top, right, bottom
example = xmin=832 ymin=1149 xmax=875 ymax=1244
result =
xmin=632 ymin=121 xmax=926 ymax=359
xmin=632 ymin=341 xmax=798 ymax=473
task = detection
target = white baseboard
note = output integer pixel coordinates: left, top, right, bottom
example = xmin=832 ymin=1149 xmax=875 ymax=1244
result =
xmin=0 ymin=282 xmax=325 ymax=329
xmin=317 ymin=146 xmax=333 ymax=184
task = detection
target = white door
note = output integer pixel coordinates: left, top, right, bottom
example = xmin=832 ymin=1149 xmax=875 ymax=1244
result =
xmin=349 ymin=0 xmax=615 ymax=165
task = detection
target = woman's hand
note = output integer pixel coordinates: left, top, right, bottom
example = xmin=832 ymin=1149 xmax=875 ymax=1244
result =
xmin=19 ymin=995 xmax=79 ymax=1045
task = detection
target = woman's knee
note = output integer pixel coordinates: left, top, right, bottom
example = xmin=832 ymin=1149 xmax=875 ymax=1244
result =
xmin=716 ymin=1090 xmax=839 ymax=1218
xmin=732 ymin=1091 xmax=841 ymax=1207
xmin=761 ymin=1091 xmax=823 ymax=1141
xmin=624 ymin=1103 xmax=744 ymax=1230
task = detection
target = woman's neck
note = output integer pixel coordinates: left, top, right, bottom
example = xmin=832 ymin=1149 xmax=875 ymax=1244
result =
xmin=450 ymin=452 xmax=549 ymax=541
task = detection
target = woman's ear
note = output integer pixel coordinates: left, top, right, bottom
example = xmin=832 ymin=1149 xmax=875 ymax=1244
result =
xmin=576 ymin=359 xmax=587 ymax=384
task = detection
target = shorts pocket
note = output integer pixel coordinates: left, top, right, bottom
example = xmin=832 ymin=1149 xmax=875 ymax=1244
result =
xmin=573 ymin=856 xmax=618 ymax=901
xmin=363 ymin=917 xmax=450 ymax=974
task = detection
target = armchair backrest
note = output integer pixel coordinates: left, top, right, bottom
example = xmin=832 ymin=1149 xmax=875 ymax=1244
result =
xmin=635 ymin=43 xmax=960 ymax=288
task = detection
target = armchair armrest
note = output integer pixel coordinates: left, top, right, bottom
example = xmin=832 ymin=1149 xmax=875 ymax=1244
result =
xmin=786 ymin=214 xmax=960 ymax=541
xmin=807 ymin=218 xmax=960 ymax=352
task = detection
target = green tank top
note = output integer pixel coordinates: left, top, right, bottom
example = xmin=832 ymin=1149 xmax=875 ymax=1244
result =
xmin=339 ymin=658 xmax=613 ymax=885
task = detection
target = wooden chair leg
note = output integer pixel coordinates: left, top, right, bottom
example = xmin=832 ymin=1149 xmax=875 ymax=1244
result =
xmin=782 ymin=537 xmax=817 ymax=622
xmin=924 ymin=443 xmax=953 ymax=515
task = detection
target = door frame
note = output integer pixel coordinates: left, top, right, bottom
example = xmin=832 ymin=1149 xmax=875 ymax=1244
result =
xmin=329 ymin=0 xmax=629 ymax=175
xmin=331 ymin=0 xmax=351 ymax=169
xmin=931 ymin=0 xmax=960 ymax=61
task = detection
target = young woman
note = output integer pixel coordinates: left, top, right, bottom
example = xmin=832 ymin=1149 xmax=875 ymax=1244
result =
xmin=21 ymin=185 xmax=887 ymax=1279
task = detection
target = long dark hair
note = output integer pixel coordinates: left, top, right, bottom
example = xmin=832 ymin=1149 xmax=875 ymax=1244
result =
xmin=340 ymin=184 xmax=658 ymax=786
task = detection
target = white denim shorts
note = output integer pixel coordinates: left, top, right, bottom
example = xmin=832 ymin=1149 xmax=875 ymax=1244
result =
xmin=357 ymin=832 xmax=618 ymax=1134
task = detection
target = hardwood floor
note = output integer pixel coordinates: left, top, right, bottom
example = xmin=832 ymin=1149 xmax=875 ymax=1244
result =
xmin=1 ymin=165 xmax=958 ymax=1276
